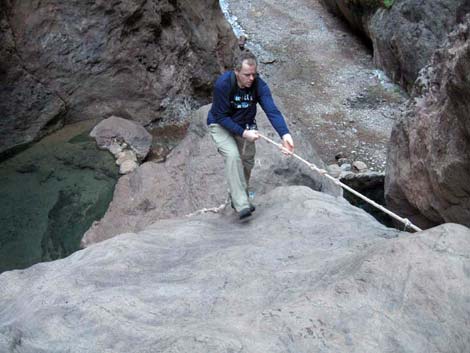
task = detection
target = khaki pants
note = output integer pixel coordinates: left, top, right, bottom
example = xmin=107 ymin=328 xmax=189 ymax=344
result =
xmin=209 ymin=124 xmax=255 ymax=212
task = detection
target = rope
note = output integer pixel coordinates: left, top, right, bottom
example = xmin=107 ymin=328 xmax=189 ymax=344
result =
xmin=186 ymin=202 xmax=228 ymax=217
xmin=257 ymin=133 xmax=423 ymax=233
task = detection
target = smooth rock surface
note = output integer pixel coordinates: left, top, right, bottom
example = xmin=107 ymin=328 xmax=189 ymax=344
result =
xmin=385 ymin=16 xmax=470 ymax=229
xmin=81 ymin=104 xmax=341 ymax=246
xmin=90 ymin=116 xmax=152 ymax=161
xmin=1 ymin=186 xmax=469 ymax=352
xmin=1 ymin=0 xmax=237 ymax=158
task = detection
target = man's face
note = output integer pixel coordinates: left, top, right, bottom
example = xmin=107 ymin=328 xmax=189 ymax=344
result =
xmin=235 ymin=60 xmax=257 ymax=89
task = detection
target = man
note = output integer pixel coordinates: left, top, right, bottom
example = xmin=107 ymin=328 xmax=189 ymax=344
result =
xmin=207 ymin=51 xmax=294 ymax=219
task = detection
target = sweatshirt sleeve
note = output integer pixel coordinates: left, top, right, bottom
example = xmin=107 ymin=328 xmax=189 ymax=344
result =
xmin=211 ymin=77 xmax=245 ymax=136
xmin=257 ymin=78 xmax=290 ymax=138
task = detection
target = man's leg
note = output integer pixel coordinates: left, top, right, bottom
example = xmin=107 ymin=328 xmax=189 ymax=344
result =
xmin=209 ymin=124 xmax=251 ymax=212
xmin=234 ymin=135 xmax=256 ymax=195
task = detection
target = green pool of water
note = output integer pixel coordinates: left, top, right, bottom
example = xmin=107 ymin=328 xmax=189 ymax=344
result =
xmin=0 ymin=120 xmax=118 ymax=273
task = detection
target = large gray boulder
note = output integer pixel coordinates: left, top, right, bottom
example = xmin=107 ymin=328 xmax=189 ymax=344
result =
xmin=0 ymin=0 xmax=237 ymax=159
xmin=90 ymin=116 xmax=153 ymax=161
xmin=1 ymin=186 xmax=469 ymax=352
xmin=385 ymin=16 xmax=470 ymax=229
xmin=81 ymin=104 xmax=341 ymax=246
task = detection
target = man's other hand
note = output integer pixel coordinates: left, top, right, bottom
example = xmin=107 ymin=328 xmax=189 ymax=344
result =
xmin=281 ymin=133 xmax=294 ymax=155
xmin=243 ymin=129 xmax=259 ymax=142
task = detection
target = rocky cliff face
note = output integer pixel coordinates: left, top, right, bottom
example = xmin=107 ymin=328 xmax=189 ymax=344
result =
xmin=369 ymin=0 xmax=470 ymax=91
xmin=320 ymin=0 xmax=470 ymax=90
xmin=0 ymin=7 xmax=67 ymax=160
xmin=319 ymin=0 xmax=377 ymax=37
xmin=385 ymin=16 xmax=470 ymax=228
xmin=1 ymin=186 xmax=469 ymax=352
xmin=0 ymin=0 xmax=237 ymax=160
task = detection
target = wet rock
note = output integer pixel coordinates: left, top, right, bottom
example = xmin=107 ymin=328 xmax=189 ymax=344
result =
xmin=81 ymin=104 xmax=341 ymax=246
xmin=386 ymin=16 xmax=470 ymax=229
xmin=1 ymin=186 xmax=469 ymax=352
xmin=340 ymin=163 xmax=351 ymax=172
xmin=1 ymin=0 xmax=237 ymax=158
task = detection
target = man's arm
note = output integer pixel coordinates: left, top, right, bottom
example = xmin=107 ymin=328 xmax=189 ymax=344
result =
xmin=257 ymin=79 xmax=294 ymax=153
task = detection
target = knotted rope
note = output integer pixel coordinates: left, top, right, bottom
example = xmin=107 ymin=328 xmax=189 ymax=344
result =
xmin=258 ymin=133 xmax=422 ymax=233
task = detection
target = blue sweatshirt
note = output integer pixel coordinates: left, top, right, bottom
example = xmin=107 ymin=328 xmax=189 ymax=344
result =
xmin=207 ymin=71 xmax=290 ymax=138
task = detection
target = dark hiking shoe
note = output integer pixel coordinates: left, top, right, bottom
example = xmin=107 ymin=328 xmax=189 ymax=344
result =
xmin=238 ymin=208 xmax=252 ymax=220
xmin=233 ymin=203 xmax=256 ymax=213
xmin=230 ymin=198 xmax=255 ymax=213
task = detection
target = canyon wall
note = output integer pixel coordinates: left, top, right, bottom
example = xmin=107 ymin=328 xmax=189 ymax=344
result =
xmin=0 ymin=0 xmax=237 ymax=159
xmin=385 ymin=16 xmax=470 ymax=228
xmin=320 ymin=0 xmax=470 ymax=90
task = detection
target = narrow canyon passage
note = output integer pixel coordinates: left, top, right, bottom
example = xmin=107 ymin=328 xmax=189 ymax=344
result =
xmin=222 ymin=0 xmax=406 ymax=171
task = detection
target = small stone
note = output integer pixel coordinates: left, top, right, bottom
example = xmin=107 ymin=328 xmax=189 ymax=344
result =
xmin=337 ymin=158 xmax=349 ymax=166
xmin=335 ymin=152 xmax=345 ymax=160
xmin=238 ymin=35 xmax=247 ymax=50
xmin=340 ymin=163 xmax=351 ymax=172
xmin=119 ymin=159 xmax=138 ymax=174
xmin=352 ymin=161 xmax=368 ymax=173
xmin=327 ymin=164 xmax=342 ymax=178
xmin=108 ymin=143 xmax=123 ymax=157
xmin=116 ymin=150 xmax=137 ymax=165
